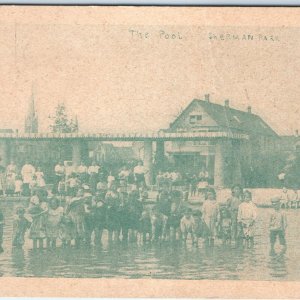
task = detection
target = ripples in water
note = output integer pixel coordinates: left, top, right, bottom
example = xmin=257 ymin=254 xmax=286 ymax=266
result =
xmin=0 ymin=200 xmax=299 ymax=280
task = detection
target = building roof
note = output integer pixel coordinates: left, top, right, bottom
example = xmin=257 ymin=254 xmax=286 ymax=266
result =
xmin=168 ymin=99 xmax=278 ymax=137
xmin=279 ymin=134 xmax=300 ymax=151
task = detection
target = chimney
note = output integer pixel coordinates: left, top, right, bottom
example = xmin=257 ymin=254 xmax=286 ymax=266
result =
xmin=247 ymin=106 xmax=252 ymax=113
xmin=204 ymin=94 xmax=210 ymax=102
xmin=224 ymin=99 xmax=229 ymax=107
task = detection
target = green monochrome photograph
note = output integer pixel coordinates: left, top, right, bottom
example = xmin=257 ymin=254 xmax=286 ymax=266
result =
xmin=0 ymin=5 xmax=299 ymax=284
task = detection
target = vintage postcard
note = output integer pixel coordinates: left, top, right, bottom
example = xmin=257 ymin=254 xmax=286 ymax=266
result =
xmin=0 ymin=5 xmax=299 ymax=298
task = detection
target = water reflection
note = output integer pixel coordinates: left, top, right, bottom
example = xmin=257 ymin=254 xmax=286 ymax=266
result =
xmin=11 ymin=247 xmax=26 ymax=276
xmin=0 ymin=201 xmax=297 ymax=279
xmin=268 ymin=255 xmax=288 ymax=278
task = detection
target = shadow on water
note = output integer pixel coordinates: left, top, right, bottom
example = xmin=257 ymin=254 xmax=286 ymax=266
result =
xmin=11 ymin=247 xmax=26 ymax=277
xmin=268 ymin=254 xmax=288 ymax=278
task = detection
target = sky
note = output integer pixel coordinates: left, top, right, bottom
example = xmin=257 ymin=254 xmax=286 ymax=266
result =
xmin=0 ymin=11 xmax=299 ymax=135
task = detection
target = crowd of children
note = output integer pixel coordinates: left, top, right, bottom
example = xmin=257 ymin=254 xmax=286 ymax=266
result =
xmin=0 ymin=160 xmax=46 ymax=197
xmin=1 ymin=159 xmax=214 ymax=204
xmin=0 ymin=158 xmax=290 ymax=256
xmin=0 ymin=183 xmax=282 ymax=254
xmin=0 ymin=160 xmax=150 ymax=198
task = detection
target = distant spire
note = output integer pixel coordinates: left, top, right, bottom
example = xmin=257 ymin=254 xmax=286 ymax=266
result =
xmin=25 ymin=84 xmax=38 ymax=133
xmin=29 ymin=86 xmax=35 ymax=117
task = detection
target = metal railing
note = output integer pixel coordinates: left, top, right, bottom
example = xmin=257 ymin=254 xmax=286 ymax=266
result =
xmin=0 ymin=131 xmax=249 ymax=141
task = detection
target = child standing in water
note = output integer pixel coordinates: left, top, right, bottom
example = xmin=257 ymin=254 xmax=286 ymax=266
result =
xmin=12 ymin=206 xmax=31 ymax=248
xmin=105 ymin=185 xmax=121 ymax=242
xmin=59 ymin=213 xmax=74 ymax=248
xmin=180 ymin=208 xmax=196 ymax=244
xmin=28 ymin=194 xmax=47 ymax=249
xmin=237 ymin=190 xmax=257 ymax=248
xmin=193 ymin=210 xmax=203 ymax=246
xmin=218 ymin=203 xmax=232 ymax=245
xmin=93 ymin=192 xmax=107 ymax=245
xmin=202 ymin=188 xmax=219 ymax=247
xmin=65 ymin=189 xmax=86 ymax=247
xmin=45 ymin=198 xmax=63 ymax=248
xmin=269 ymin=197 xmax=287 ymax=256
xmin=150 ymin=206 xmax=168 ymax=242
xmin=227 ymin=185 xmax=243 ymax=245
xmin=168 ymin=202 xmax=182 ymax=242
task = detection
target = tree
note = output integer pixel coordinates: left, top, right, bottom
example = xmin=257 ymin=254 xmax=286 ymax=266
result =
xmin=49 ymin=103 xmax=78 ymax=133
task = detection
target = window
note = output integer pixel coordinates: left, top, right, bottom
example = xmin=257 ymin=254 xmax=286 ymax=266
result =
xmin=189 ymin=114 xmax=202 ymax=124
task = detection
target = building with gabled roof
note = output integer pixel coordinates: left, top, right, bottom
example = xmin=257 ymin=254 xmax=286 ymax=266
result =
xmin=162 ymin=94 xmax=280 ymax=187
xmin=166 ymin=96 xmax=277 ymax=137
xmin=0 ymin=93 xmax=289 ymax=188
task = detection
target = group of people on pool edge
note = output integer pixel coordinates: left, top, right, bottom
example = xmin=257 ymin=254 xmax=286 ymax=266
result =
xmin=0 ymin=184 xmax=288 ymax=256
